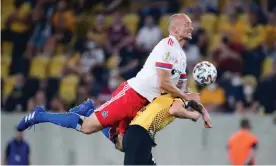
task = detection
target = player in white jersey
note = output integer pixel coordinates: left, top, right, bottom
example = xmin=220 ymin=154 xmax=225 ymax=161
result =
xmin=128 ymin=34 xmax=188 ymax=102
xmin=17 ymin=14 xmax=211 ymax=143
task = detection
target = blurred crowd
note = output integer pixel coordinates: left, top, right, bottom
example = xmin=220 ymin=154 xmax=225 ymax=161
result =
xmin=1 ymin=0 xmax=276 ymax=114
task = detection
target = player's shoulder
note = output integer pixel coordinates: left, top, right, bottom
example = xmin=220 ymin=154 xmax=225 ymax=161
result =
xmin=154 ymin=93 xmax=175 ymax=103
xmin=153 ymin=36 xmax=176 ymax=49
xmin=159 ymin=36 xmax=176 ymax=47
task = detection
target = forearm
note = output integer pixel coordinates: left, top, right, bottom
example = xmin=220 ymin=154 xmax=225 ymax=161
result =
xmin=176 ymin=79 xmax=188 ymax=92
xmin=201 ymin=106 xmax=209 ymax=116
xmin=188 ymin=100 xmax=203 ymax=114
xmin=160 ymin=80 xmax=189 ymax=100
xmin=172 ymin=107 xmax=200 ymax=120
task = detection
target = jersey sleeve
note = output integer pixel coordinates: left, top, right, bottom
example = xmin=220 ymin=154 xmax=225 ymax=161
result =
xmin=179 ymin=73 xmax=187 ymax=80
xmin=155 ymin=39 xmax=177 ymax=71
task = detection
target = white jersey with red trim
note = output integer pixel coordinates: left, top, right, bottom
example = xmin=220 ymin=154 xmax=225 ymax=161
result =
xmin=127 ymin=35 xmax=187 ymax=102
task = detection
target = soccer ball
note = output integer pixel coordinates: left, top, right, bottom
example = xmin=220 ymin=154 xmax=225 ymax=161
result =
xmin=192 ymin=61 xmax=217 ymax=85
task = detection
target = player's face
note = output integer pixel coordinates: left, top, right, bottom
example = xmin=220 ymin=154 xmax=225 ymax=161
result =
xmin=178 ymin=18 xmax=193 ymax=40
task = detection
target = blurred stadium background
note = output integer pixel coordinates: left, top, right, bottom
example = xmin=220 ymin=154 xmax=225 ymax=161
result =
xmin=1 ymin=0 xmax=276 ymax=165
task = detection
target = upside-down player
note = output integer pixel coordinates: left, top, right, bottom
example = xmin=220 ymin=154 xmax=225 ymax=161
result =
xmin=122 ymin=94 xmax=211 ymax=165
xmin=112 ymin=93 xmax=211 ymax=165
xmin=17 ymin=13 xmax=211 ymax=141
xmin=50 ymin=92 xmax=210 ymax=165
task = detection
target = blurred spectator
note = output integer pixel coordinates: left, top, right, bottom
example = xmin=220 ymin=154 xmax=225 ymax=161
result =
xmin=241 ymin=11 xmax=266 ymax=79
xmin=62 ymin=52 xmax=97 ymax=86
xmin=183 ymin=6 xmax=202 ymax=32
xmin=219 ymin=72 xmax=244 ymax=113
xmin=27 ymin=98 xmax=36 ymax=113
xmin=79 ymin=73 xmax=101 ymax=98
xmin=211 ymin=36 xmax=243 ymax=75
xmin=74 ymin=86 xmax=90 ymax=106
xmin=242 ymin=12 xmax=265 ymax=50
xmin=44 ymin=0 xmax=75 ymax=56
xmin=98 ymin=70 xmax=123 ymax=104
xmin=2 ymin=0 xmax=32 ymax=50
xmin=198 ymin=0 xmax=218 ymax=12
xmin=190 ymin=28 xmax=208 ymax=57
xmin=1 ymin=0 xmax=275 ymax=114
xmin=235 ymin=75 xmax=259 ymax=114
xmin=25 ymin=6 xmax=47 ymax=58
xmin=222 ymin=0 xmax=245 ymax=15
xmin=4 ymin=74 xmax=28 ymax=112
xmin=139 ymin=0 xmax=179 ymax=18
xmin=184 ymin=43 xmax=201 ymax=72
xmin=108 ymin=69 xmax=123 ymax=92
xmin=73 ymin=0 xmax=86 ymax=15
xmin=227 ymin=118 xmax=258 ymax=165
xmin=242 ymin=44 xmax=266 ymax=79
xmin=87 ymin=14 xmax=107 ymax=46
xmin=79 ymin=42 xmax=105 ymax=74
xmin=105 ymin=12 xmax=132 ymax=54
xmin=118 ymin=43 xmax=140 ymax=80
xmin=49 ymin=95 xmax=65 ymax=112
xmin=3 ymin=130 xmax=30 ymax=165
xmin=255 ymin=58 xmax=276 ymax=114
xmin=136 ymin=15 xmax=162 ymax=53
xmin=264 ymin=9 xmax=276 ymax=57
xmin=35 ymin=0 xmax=56 ymax=14
xmin=2 ymin=0 xmax=32 ymax=74
xmin=27 ymin=90 xmax=47 ymax=112
xmin=200 ymin=83 xmax=225 ymax=111
xmin=52 ymin=0 xmax=75 ymax=32
xmin=219 ymin=12 xmax=247 ymax=45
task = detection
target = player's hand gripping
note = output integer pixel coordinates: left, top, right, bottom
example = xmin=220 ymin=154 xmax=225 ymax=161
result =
xmin=188 ymin=100 xmax=212 ymax=128
xmin=184 ymin=93 xmax=200 ymax=102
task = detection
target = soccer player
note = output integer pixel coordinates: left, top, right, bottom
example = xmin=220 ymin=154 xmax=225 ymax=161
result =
xmin=113 ymin=93 xmax=211 ymax=165
xmin=64 ymin=93 xmax=210 ymax=165
xmin=17 ymin=14 xmax=208 ymax=139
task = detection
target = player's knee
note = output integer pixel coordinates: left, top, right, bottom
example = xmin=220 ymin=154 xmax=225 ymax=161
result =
xmin=81 ymin=114 xmax=103 ymax=134
xmin=81 ymin=125 xmax=93 ymax=134
xmin=81 ymin=122 xmax=98 ymax=134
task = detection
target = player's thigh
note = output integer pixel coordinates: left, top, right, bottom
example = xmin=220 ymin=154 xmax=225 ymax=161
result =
xmin=123 ymin=125 xmax=153 ymax=165
xmin=94 ymin=82 xmax=132 ymax=127
xmin=94 ymin=101 xmax=126 ymax=128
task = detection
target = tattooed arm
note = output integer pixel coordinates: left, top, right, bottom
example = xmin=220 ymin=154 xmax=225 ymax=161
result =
xmin=176 ymin=79 xmax=190 ymax=93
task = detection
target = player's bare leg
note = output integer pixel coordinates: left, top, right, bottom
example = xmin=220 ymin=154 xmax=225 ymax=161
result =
xmin=80 ymin=113 xmax=103 ymax=134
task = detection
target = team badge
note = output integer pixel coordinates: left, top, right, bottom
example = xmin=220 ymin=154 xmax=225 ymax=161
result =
xmin=101 ymin=111 xmax=108 ymax=118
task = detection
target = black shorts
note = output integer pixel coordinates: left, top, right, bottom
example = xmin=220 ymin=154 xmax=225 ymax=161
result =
xmin=123 ymin=125 xmax=156 ymax=165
